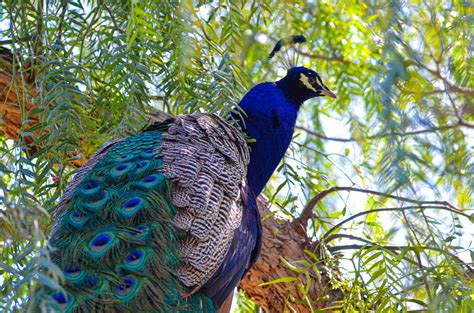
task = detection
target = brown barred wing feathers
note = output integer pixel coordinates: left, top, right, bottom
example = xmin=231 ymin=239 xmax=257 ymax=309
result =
xmin=159 ymin=114 xmax=249 ymax=289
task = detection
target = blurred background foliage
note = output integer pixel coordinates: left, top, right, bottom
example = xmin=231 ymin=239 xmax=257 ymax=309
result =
xmin=0 ymin=0 xmax=473 ymax=311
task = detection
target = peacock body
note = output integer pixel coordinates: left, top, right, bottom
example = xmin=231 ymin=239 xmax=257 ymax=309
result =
xmin=39 ymin=64 xmax=336 ymax=312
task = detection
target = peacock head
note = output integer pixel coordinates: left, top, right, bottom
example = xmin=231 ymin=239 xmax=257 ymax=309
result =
xmin=276 ymin=66 xmax=337 ymax=104
xmin=268 ymin=36 xmax=337 ymax=104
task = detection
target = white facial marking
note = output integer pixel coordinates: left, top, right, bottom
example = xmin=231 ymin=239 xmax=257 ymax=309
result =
xmin=299 ymin=73 xmax=317 ymax=92
xmin=316 ymin=76 xmax=324 ymax=88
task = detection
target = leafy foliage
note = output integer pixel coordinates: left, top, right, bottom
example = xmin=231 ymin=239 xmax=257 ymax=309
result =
xmin=0 ymin=0 xmax=472 ymax=312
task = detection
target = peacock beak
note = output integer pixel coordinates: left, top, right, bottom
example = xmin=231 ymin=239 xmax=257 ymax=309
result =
xmin=320 ymin=85 xmax=337 ymax=99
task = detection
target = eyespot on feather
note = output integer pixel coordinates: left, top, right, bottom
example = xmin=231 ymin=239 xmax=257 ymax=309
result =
xmin=119 ymin=197 xmax=145 ymax=218
xmin=135 ymin=160 xmax=150 ymax=169
xmin=83 ymin=191 xmax=109 ymax=213
xmin=134 ymin=160 xmax=152 ymax=175
xmin=141 ymin=148 xmax=156 ymax=158
xmin=81 ymin=182 xmax=100 ymax=195
xmin=115 ymin=275 xmax=141 ymax=302
xmin=139 ymin=173 xmax=164 ymax=189
xmin=84 ymin=276 xmax=100 ymax=288
xmin=68 ymin=210 xmax=90 ymax=229
xmin=88 ymin=232 xmax=116 ymax=258
xmin=64 ymin=265 xmax=85 ymax=283
xmin=115 ymin=154 xmax=135 ymax=162
xmin=52 ymin=292 xmax=70 ymax=304
xmin=129 ymin=225 xmax=151 ymax=242
xmin=123 ymin=249 xmax=147 ymax=271
xmin=109 ymin=162 xmax=132 ymax=178
xmin=52 ymin=292 xmax=75 ymax=311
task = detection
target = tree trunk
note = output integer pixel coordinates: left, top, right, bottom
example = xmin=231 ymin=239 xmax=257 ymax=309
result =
xmin=238 ymin=198 xmax=344 ymax=312
xmin=0 ymin=47 xmax=37 ymax=143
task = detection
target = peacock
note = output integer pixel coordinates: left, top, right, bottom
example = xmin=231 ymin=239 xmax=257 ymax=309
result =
xmin=38 ymin=37 xmax=337 ymax=312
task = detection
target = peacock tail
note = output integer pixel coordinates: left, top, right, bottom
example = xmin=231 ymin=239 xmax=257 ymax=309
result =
xmin=38 ymin=114 xmax=250 ymax=312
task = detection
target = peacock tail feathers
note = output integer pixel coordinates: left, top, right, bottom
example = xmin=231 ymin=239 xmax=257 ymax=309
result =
xmin=39 ymin=128 xmax=183 ymax=312
xmin=38 ymin=114 xmax=249 ymax=312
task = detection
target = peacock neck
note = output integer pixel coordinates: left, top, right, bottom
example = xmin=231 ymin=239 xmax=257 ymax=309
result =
xmin=233 ymin=82 xmax=301 ymax=197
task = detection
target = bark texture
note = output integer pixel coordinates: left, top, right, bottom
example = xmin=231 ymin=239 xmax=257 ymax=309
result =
xmin=0 ymin=48 xmax=344 ymax=312
xmin=0 ymin=47 xmax=36 ymax=143
xmin=239 ymin=198 xmax=344 ymax=312
xmin=0 ymin=48 xmax=86 ymax=166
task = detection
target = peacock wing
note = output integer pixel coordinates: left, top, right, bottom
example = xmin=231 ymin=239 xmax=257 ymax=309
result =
xmin=158 ymin=114 xmax=250 ymax=289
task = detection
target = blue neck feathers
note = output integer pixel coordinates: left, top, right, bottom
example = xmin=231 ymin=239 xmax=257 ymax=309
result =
xmin=233 ymin=82 xmax=301 ymax=196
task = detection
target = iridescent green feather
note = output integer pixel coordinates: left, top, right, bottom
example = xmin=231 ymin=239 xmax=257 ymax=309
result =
xmin=39 ymin=126 xmax=216 ymax=312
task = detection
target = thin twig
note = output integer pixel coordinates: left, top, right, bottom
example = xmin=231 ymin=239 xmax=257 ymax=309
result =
xmin=296 ymin=122 xmax=464 ymax=142
xmin=294 ymin=48 xmax=352 ymax=65
xmin=297 ymin=186 xmax=466 ymax=227
xmin=0 ymin=36 xmax=34 ymax=45
xmin=150 ymin=95 xmax=165 ymax=101
xmin=321 ymin=205 xmax=470 ymax=240
xmin=105 ymin=4 xmax=123 ymax=34
xmin=444 ymin=81 xmax=474 ymax=129
xmin=413 ymin=62 xmax=474 ymax=97
xmin=401 ymin=210 xmax=433 ymax=301
xmin=54 ymin=1 xmax=68 ymax=43
xmin=296 ymin=187 xmax=341 ymax=227
xmin=328 ymin=237 xmax=473 ymax=273
xmin=328 ymin=244 xmax=465 ymax=255
xmin=296 ymin=126 xmax=354 ymax=142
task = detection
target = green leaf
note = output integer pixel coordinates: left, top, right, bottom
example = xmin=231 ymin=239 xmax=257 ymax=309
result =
xmin=259 ymin=276 xmax=298 ymax=287
xmin=279 ymin=256 xmax=304 ymax=273
xmin=367 ymin=268 xmax=386 ymax=285
xmin=304 ymin=249 xmax=320 ymax=262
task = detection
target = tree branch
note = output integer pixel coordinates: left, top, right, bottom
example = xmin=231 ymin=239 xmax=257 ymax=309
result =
xmin=443 ymin=81 xmax=474 ymax=129
xmin=413 ymin=62 xmax=474 ymax=97
xmin=0 ymin=36 xmax=35 ymax=45
xmin=105 ymin=4 xmax=124 ymax=34
xmin=322 ymin=205 xmax=469 ymax=240
xmin=296 ymin=126 xmax=355 ymax=142
xmin=294 ymin=49 xmax=352 ymax=65
xmin=325 ymin=234 xmax=473 ymax=273
xmin=297 ymin=186 xmax=466 ymax=228
xmin=328 ymin=244 xmax=463 ymax=254
xmin=150 ymin=95 xmax=165 ymax=101
xmin=296 ymin=187 xmax=341 ymax=228
xmin=296 ymin=122 xmax=465 ymax=142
